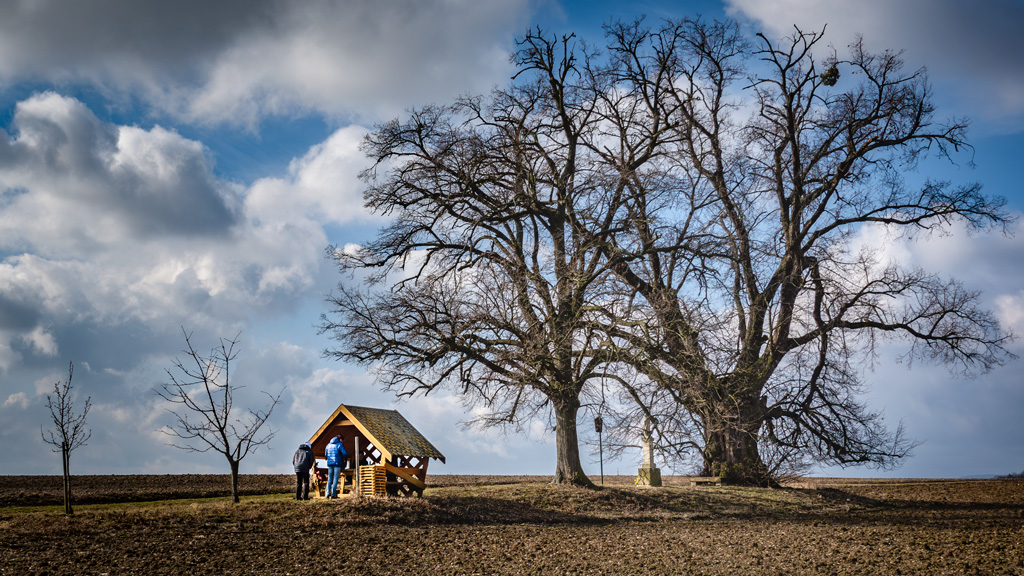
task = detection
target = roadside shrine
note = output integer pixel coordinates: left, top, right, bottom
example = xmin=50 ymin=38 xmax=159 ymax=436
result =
xmin=308 ymin=404 xmax=445 ymax=497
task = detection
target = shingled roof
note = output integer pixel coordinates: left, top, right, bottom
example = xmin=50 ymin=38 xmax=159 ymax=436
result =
xmin=310 ymin=404 xmax=446 ymax=463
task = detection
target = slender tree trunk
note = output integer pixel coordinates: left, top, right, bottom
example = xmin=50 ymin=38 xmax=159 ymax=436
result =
xmin=552 ymin=399 xmax=595 ymax=488
xmin=61 ymin=443 xmax=72 ymax=515
xmin=229 ymin=459 xmax=240 ymax=503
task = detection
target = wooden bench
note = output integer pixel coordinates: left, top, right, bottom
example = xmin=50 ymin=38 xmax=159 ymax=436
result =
xmin=690 ymin=476 xmax=723 ymax=486
xmin=311 ymin=467 xmax=356 ymax=498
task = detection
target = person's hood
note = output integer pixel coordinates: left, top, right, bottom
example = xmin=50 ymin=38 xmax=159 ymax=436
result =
xmin=328 ymin=437 xmax=340 ymax=444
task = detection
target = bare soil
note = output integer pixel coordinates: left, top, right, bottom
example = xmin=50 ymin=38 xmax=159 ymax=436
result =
xmin=1 ymin=475 xmax=1022 ymax=575
xmin=0 ymin=474 xmax=294 ymax=507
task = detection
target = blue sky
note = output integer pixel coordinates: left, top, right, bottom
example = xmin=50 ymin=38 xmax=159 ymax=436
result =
xmin=1 ymin=0 xmax=1022 ymax=479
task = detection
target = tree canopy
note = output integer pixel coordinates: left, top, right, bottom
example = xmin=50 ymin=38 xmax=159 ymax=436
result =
xmin=585 ymin=20 xmax=1013 ymax=484
xmin=323 ymin=17 xmax=1012 ymax=486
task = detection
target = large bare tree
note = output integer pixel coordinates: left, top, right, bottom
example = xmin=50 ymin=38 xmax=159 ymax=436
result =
xmin=325 ymin=18 xmax=1012 ymax=487
xmin=41 ymin=361 xmax=91 ymax=515
xmin=157 ymin=330 xmax=282 ymax=502
xmin=321 ymin=31 xmax=628 ymax=486
xmin=590 ymin=19 xmax=1013 ymax=484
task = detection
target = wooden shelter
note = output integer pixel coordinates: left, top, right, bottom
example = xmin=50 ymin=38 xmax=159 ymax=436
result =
xmin=309 ymin=404 xmax=445 ymax=497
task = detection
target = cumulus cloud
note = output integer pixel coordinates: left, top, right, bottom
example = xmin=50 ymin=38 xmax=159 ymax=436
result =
xmin=725 ymin=0 xmax=1024 ymax=132
xmin=0 ymin=92 xmax=235 ymax=259
xmin=0 ymin=93 xmax=377 ymax=374
xmin=0 ymin=0 xmax=529 ymax=126
xmin=3 ymin=391 xmax=28 ymax=409
xmin=288 ymin=366 xmax=367 ymax=425
xmin=22 ymin=326 xmax=58 ymax=356
xmin=411 ymin=394 xmax=511 ymax=458
xmin=246 ymin=126 xmax=374 ymax=226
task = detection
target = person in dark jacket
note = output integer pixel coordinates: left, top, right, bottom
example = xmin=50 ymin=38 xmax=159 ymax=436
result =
xmin=292 ymin=442 xmax=315 ymax=500
xmin=324 ymin=435 xmax=348 ymax=498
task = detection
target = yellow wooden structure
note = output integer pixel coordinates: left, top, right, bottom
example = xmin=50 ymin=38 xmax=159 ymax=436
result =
xmin=309 ymin=404 xmax=446 ymax=497
xmin=358 ymin=464 xmax=387 ymax=497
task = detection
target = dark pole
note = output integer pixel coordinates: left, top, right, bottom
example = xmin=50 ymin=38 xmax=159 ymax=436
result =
xmin=596 ymin=377 xmax=606 ymax=485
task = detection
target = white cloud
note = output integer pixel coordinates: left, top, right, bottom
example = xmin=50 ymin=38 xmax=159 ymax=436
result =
xmin=846 ymin=221 xmax=914 ymax=274
xmin=172 ymin=0 xmax=527 ymax=125
xmin=412 ymin=394 xmax=511 ymax=458
xmin=287 ymin=366 xmax=380 ymax=425
xmin=0 ymin=95 xmax=380 ymax=369
xmin=526 ymin=417 xmax=554 ymax=443
xmin=995 ymin=291 xmax=1024 ymax=352
xmin=33 ymin=373 xmax=58 ymax=396
xmin=340 ymin=243 xmax=363 ymax=257
xmin=22 ymin=326 xmax=58 ymax=356
xmin=0 ymin=92 xmax=234 ymax=259
xmin=816 ymin=217 xmax=1024 ymax=477
xmin=848 ymin=217 xmax=1024 ymax=298
xmin=0 ymin=0 xmax=529 ymax=127
xmin=0 ymin=91 xmax=399 ymax=473
xmin=246 ymin=126 xmax=373 ymax=226
xmin=0 ymin=341 xmax=17 ymax=373
xmin=3 ymin=391 xmax=28 ymax=409
xmin=95 ymin=397 xmax=168 ymax=447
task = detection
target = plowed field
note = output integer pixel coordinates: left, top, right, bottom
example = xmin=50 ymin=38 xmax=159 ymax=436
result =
xmin=1 ymin=475 xmax=1021 ymax=575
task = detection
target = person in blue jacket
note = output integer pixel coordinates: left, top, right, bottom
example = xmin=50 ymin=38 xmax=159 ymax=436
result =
xmin=325 ymin=435 xmax=348 ymax=498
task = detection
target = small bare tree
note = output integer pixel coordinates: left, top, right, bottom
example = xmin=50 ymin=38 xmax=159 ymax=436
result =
xmin=157 ymin=329 xmax=281 ymax=503
xmin=41 ymin=361 xmax=91 ymax=515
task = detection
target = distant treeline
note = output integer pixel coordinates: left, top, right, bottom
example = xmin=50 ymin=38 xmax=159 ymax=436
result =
xmin=999 ymin=470 xmax=1024 ymax=478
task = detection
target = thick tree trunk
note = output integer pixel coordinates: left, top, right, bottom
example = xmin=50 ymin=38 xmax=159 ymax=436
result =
xmin=700 ymin=394 xmax=772 ymax=486
xmin=552 ymin=399 xmax=595 ymax=488
xmin=61 ymin=443 xmax=72 ymax=515
xmin=702 ymin=424 xmax=771 ymax=485
xmin=229 ymin=459 xmax=240 ymax=503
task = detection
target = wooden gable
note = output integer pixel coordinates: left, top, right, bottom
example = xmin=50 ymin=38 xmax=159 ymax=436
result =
xmin=309 ymin=403 xmax=445 ymax=496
